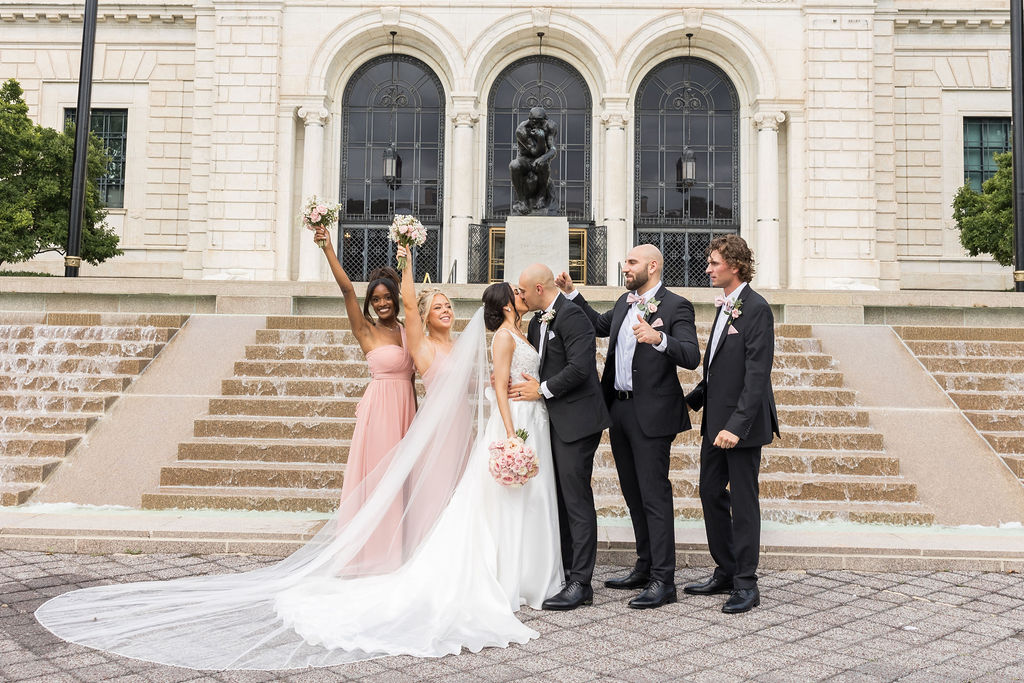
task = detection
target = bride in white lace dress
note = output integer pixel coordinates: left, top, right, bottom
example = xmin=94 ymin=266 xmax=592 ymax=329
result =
xmin=35 ymin=287 xmax=562 ymax=670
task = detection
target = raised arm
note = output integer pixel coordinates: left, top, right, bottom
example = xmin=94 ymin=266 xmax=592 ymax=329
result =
xmin=491 ymin=330 xmax=519 ymax=438
xmin=555 ymin=271 xmax=613 ymax=337
xmin=314 ymin=227 xmax=375 ymax=352
xmin=396 ymin=244 xmax=433 ymax=375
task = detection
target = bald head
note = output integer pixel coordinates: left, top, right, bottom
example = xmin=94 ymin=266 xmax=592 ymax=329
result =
xmin=518 ymin=263 xmax=558 ymax=311
xmin=622 ymin=244 xmax=664 ymax=293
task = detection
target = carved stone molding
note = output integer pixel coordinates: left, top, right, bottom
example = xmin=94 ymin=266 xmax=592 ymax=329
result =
xmin=532 ymin=7 xmax=551 ymax=28
xmin=683 ymin=8 xmax=703 ymax=29
xmin=297 ymin=106 xmax=329 ymax=127
xmin=381 ymin=6 xmax=400 ymax=27
xmin=451 ymin=110 xmax=480 ymax=127
xmin=600 ymin=111 xmax=630 ymax=128
xmin=753 ymin=111 xmax=786 ymax=131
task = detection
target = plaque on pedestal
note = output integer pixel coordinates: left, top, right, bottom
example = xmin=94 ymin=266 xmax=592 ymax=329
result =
xmin=503 ymin=216 xmax=569 ymax=283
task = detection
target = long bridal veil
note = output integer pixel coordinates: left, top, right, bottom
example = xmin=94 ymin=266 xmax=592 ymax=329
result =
xmin=36 ymin=309 xmax=493 ymax=670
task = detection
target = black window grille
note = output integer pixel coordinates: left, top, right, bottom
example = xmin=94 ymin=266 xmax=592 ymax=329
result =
xmin=963 ymin=117 xmax=1011 ymax=192
xmin=339 ymin=54 xmax=445 ymax=281
xmin=634 ymin=58 xmax=739 ymax=286
xmin=64 ymin=108 xmax=127 ymax=208
xmin=486 ymin=56 xmax=592 ymax=221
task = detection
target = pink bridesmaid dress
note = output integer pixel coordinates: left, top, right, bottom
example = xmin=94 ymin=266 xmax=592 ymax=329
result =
xmin=340 ymin=326 xmax=416 ymax=572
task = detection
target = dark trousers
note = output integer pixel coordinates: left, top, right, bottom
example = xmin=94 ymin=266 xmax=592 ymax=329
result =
xmin=550 ymin=428 xmax=602 ymax=585
xmin=609 ymin=398 xmax=676 ymax=584
xmin=698 ymin=440 xmax=761 ymax=589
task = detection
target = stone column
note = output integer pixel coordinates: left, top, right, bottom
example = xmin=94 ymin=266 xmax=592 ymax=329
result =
xmin=601 ymin=99 xmax=630 ymax=286
xmin=786 ymin=110 xmax=806 ymax=289
xmin=754 ymin=111 xmax=785 ymax=289
xmin=297 ymin=105 xmax=329 ymax=281
xmin=448 ymin=102 xmax=479 ymax=283
xmin=274 ymin=106 xmax=297 ymax=280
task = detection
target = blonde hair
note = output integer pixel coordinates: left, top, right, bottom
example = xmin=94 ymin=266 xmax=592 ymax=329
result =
xmin=417 ymin=288 xmax=451 ymax=337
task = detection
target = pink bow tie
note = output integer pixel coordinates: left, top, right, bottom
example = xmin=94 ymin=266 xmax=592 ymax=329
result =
xmin=627 ymin=293 xmax=643 ymax=305
xmin=714 ymin=295 xmax=727 ymax=307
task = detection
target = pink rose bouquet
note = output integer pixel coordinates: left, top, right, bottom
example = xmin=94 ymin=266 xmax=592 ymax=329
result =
xmin=302 ymin=195 xmax=340 ymax=248
xmin=487 ymin=434 xmax=539 ymax=488
xmin=388 ymin=214 xmax=428 ymax=270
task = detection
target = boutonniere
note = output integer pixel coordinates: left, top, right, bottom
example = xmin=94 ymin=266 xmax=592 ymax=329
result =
xmin=636 ymin=297 xmax=660 ymax=320
xmin=540 ymin=310 xmax=556 ymax=325
xmin=714 ymin=296 xmax=743 ymax=326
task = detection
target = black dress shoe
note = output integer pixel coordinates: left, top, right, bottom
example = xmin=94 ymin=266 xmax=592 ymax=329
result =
xmin=722 ymin=587 xmax=760 ymax=614
xmin=542 ymin=581 xmax=593 ymax=611
xmin=604 ymin=569 xmax=650 ymax=590
xmin=627 ymin=580 xmax=677 ymax=609
xmin=683 ymin=575 xmax=733 ymax=596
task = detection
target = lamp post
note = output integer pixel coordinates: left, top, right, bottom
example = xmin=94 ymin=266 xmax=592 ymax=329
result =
xmin=64 ymin=0 xmax=99 ymax=277
xmin=1011 ymin=0 xmax=1024 ymax=291
xmin=383 ymin=31 xmax=402 ymax=190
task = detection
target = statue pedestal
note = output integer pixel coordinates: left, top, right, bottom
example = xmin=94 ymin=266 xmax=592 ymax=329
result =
xmin=503 ymin=216 xmax=569 ymax=283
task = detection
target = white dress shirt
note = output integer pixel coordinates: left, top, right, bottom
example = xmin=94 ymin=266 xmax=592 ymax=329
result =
xmin=707 ymin=281 xmax=746 ymax=366
xmin=567 ymin=283 xmax=668 ymax=392
xmin=538 ymin=294 xmax=561 ymax=399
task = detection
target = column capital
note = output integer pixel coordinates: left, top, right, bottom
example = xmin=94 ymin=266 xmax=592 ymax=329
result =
xmin=601 ymin=111 xmax=630 ymax=128
xmin=451 ymin=109 xmax=480 ymax=127
xmin=753 ymin=111 xmax=786 ymax=131
xmin=297 ymin=105 xmax=329 ymax=127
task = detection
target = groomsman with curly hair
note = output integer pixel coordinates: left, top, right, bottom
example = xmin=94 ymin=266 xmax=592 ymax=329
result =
xmin=684 ymin=234 xmax=779 ymax=614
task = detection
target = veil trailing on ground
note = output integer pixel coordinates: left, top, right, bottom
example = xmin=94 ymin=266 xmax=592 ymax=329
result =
xmin=36 ymin=309 xmax=493 ymax=670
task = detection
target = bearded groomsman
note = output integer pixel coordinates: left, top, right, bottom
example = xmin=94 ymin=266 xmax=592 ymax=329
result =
xmin=555 ymin=244 xmax=700 ymax=609
xmin=684 ymin=234 xmax=779 ymax=614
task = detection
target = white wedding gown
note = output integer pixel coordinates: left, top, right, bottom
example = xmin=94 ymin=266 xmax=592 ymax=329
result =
xmin=35 ymin=310 xmax=563 ymax=670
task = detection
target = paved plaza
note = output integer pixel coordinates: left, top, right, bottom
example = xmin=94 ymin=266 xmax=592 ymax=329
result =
xmin=2 ymin=550 xmax=1023 ymax=682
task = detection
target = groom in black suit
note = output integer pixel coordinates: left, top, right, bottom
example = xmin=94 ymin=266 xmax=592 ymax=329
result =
xmin=511 ymin=263 xmax=611 ymax=611
xmin=684 ymin=234 xmax=779 ymax=614
xmin=555 ymin=244 xmax=700 ymax=609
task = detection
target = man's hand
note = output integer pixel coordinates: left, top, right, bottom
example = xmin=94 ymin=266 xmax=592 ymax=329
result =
xmin=632 ymin=314 xmax=662 ymax=345
xmin=713 ymin=429 xmax=739 ymax=449
xmin=510 ymin=373 xmax=542 ymax=401
xmin=554 ymin=271 xmax=575 ymax=295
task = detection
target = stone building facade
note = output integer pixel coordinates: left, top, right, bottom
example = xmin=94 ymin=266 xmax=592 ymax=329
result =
xmin=1 ymin=0 xmax=1014 ymax=290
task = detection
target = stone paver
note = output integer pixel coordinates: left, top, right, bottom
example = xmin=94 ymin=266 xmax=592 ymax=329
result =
xmin=2 ymin=550 xmax=1023 ymax=682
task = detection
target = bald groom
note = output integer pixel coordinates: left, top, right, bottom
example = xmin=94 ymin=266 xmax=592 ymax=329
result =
xmin=556 ymin=245 xmax=700 ymax=609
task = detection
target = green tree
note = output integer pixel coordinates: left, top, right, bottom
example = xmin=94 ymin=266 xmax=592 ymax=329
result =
xmin=952 ymin=150 xmax=1014 ymax=267
xmin=0 ymin=78 xmax=121 ymax=269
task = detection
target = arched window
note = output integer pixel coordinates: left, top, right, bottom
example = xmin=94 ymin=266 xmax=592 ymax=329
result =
xmin=339 ymin=55 xmax=445 ymax=281
xmin=634 ymin=57 xmax=739 ymax=287
xmin=486 ymin=56 xmax=591 ymax=220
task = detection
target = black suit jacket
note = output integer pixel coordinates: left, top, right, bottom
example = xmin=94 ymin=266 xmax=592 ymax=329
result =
xmin=527 ymin=293 xmax=611 ymax=443
xmin=685 ymin=286 xmax=779 ymax=448
xmin=574 ymin=286 xmax=701 ymax=438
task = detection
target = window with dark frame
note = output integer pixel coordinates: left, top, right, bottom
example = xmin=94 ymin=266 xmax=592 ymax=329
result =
xmin=64 ymin=108 xmax=127 ymax=209
xmin=963 ymin=117 xmax=1011 ymax=193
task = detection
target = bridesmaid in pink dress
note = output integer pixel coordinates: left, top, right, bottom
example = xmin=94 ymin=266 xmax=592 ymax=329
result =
xmin=314 ymin=227 xmax=415 ymax=571
xmin=396 ymin=244 xmax=455 ymax=385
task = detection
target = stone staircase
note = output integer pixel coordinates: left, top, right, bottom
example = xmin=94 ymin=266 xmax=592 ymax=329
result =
xmin=895 ymin=326 xmax=1024 ymax=486
xmin=0 ymin=313 xmax=187 ymax=505
xmin=142 ymin=316 xmax=932 ymax=525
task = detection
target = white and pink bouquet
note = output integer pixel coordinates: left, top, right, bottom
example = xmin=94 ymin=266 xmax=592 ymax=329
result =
xmin=302 ymin=196 xmax=340 ymax=248
xmin=487 ymin=431 xmax=539 ymax=488
xmin=388 ymin=214 xmax=427 ymax=270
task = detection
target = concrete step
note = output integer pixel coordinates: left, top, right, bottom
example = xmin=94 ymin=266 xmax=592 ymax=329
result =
xmin=193 ymin=416 xmax=356 ymax=440
xmin=1002 ymin=455 xmax=1024 ymax=480
xmin=0 ymin=413 xmax=98 ymax=434
xmin=930 ymin=373 xmax=1024 ymax=393
xmin=42 ymin=312 xmax=188 ymax=328
xmin=0 ymin=482 xmax=38 ymax=506
xmin=0 ymin=323 xmax=179 ymax=343
xmin=243 ymin=344 xmax=365 ymax=362
xmin=980 ymin=432 xmax=1024 ymax=454
xmin=0 ymin=339 xmax=162 ymax=358
xmin=919 ymin=356 xmax=1024 ymax=374
xmin=595 ymin=351 xmax=835 ymax=371
xmin=776 ymin=407 xmax=869 ymax=428
xmin=0 ymin=392 xmax=115 ymax=414
xmin=774 ymin=387 xmax=858 ymax=406
xmin=603 ymin=426 xmax=884 ymax=451
xmin=159 ymin=461 xmax=346 ymax=489
xmin=0 ymin=456 xmax=63 ymax=483
xmin=141 ymin=485 xmax=344 ymax=512
xmin=594 ymin=496 xmax=934 ymax=526
xmin=178 ymin=439 xmax=349 ymax=463
xmin=948 ymin=391 xmax=1024 ymax=411
xmin=232 ymin=359 xmax=376 ymax=379
xmin=0 ymin=435 xmax=81 ymax=457
xmin=0 ymin=355 xmax=151 ymax=375
xmin=964 ymin=411 xmax=1024 ymax=432
xmin=894 ymin=326 xmax=1024 ymax=343
xmin=208 ymin=396 xmax=360 ymax=418
xmin=904 ymin=340 xmax=1024 ymax=358
xmin=0 ymin=374 xmax=133 ymax=393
